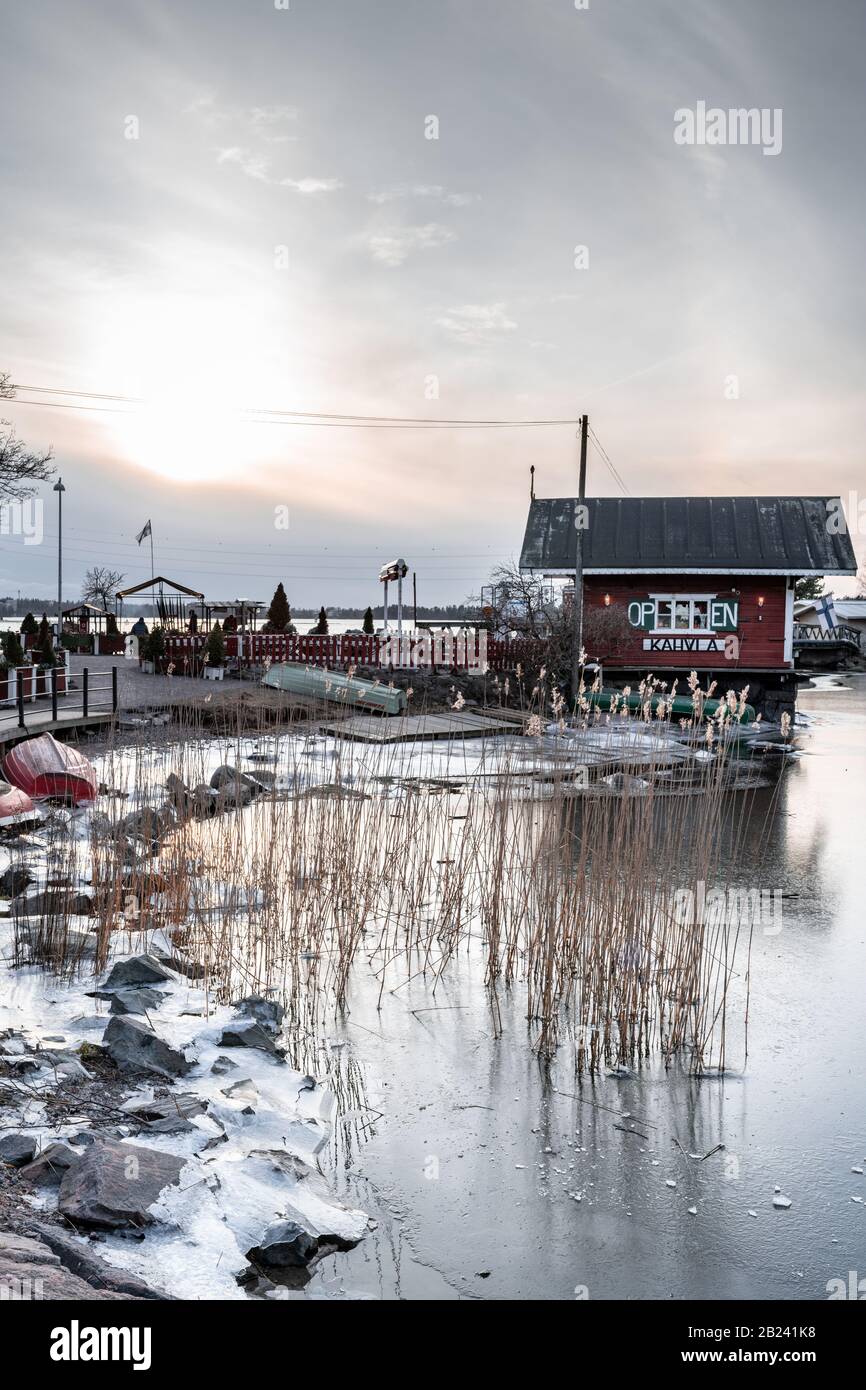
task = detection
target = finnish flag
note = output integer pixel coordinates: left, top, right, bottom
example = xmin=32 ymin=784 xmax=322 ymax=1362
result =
xmin=815 ymin=593 xmax=838 ymax=632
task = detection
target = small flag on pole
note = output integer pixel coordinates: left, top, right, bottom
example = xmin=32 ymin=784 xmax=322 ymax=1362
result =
xmin=136 ymin=519 xmax=152 ymax=545
xmin=815 ymin=593 xmax=838 ymax=632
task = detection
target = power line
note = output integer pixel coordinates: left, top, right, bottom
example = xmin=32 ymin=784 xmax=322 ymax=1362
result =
xmin=588 ymin=424 xmax=630 ymax=496
xmin=9 ymin=384 xmax=580 ymax=430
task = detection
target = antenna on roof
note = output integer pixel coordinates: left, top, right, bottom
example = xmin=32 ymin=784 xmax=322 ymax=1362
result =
xmin=530 ymin=464 xmax=535 ymax=500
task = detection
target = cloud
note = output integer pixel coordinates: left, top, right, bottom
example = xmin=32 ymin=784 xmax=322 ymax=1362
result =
xmin=368 ymin=184 xmax=476 ymax=207
xmin=435 ymin=302 xmax=518 ymax=345
xmin=367 ymin=223 xmax=456 ymax=267
xmin=216 ymin=146 xmax=271 ymax=182
xmin=281 ymin=177 xmax=343 ymax=194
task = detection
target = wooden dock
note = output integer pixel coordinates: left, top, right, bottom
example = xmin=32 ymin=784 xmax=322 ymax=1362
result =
xmin=320 ymin=709 xmax=522 ymax=743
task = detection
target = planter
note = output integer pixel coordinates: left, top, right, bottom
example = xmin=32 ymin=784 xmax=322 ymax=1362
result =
xmin=13 ymin=665 xmax=35 ymax=702
xmin=203 ymin=665 xmax=224 ymax=681
xmin=140 ymin=660 xmax=155 ymax=674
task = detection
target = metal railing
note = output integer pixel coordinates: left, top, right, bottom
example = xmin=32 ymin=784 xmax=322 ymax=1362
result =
xmin=793 ymin=623 xmax=862 ymax=648
xmin=0 ymin=666 xmax=118 ymax=734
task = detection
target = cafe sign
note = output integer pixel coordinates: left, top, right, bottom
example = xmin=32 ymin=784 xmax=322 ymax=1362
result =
xmin=627 ymin=594 xmax=740 ymax=652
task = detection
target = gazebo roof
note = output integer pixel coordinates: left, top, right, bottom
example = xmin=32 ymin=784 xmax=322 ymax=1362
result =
xmin=116 ymin=576 xmax=205 ymax=600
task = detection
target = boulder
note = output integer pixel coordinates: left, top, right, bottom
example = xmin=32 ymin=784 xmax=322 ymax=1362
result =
xmin=11 ymin=889 xmax=95 ymax=917
xmin=23 ymin=1222 xmax=174 ymax=1299
xmin=0 ymin=866 xmax=34 ymax=897
xmin=210 ymin=764 xmax=260 ymax=793
xmin=57 ymin=1138 xmax=184 ymax=1230
xmin=123 ymin=1094 xmax=207 ymax=1131
xmin=103 ymin=953 xmax=174 ymax=989
xmin=217 ymin=1020 xmax=284 ymax=1057
xmin=152 ymin=948 xmax=206 ymax=981
xmin=0 ymin=1133 xmax=37 ymax=1167
xmin=247 ymin=1220 xmax=319 ymax=1269
xmin=109 ymin=988 xmax=165 ymax=1017
xmin=116 ymin=804 xmax=175 ymax=845
xmin=102 ymin=1015 xmax=193 ymax=1078
xmin=233 ymin=995 xmax=286 ymax=1033
xmin=210 ymin=1055 xmax=238 ymax=1076
xmin=19 ymin=1142 xmax=78 ymax=1187
xmin=0 ymin=1230 xmax=134 ymax=1300
xmin=189 ymin=784 xmax=218 ymax=817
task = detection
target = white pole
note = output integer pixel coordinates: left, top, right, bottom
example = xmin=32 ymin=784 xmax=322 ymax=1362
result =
xmin=383 ymin=578 xmax=389 ymax=634
xmin=397 ymin=573 xmax=403 ymax=641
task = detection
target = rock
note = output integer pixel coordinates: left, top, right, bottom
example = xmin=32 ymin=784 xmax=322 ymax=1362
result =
xmin=23 ymin=1222 xmax=174 ymax=1299
xmin=102 ymin=1015 xmax=193 ymax=1078
xmin=222 ymin=1078 xmax=257 ymax=1105
xmin=116 ymin=805 xmax=175 ymax=845
xmin=58 ymin=1138 xmax=185 ymax=1229
xmin=11 ymin=889 xmax=95 ymax=917
xmin=211 ymin=1056 xmax=238 ymax=1075
xmin=152 ymin=949 xmax=206 ymax=980
xmin=123 ymin=1094 xmax=207 ymax=1130
xmin=103 ymin=953 xmax=174 ymax=989
xmin=233 ymin=995 xmax=286 ymax=1033
xmin=247 ymin=1220 xmax=319 ymax=1269
xmin=772 ymin=1194 xmax=792 ymax=1209
xmin=0 ymin=1230 xmax=134 ymax=1300
xmin=109 ymin=988 xmax=165 ymax=1017
xmin=19 ymin=1142 xmax=78 ymax=1187
xmin=0 ymin=1133 xmax=37 ymax=1167
xmin=217 ymin=1020 xmax=285 ymax=1057
xmin=0 ymin=866 xmax=34 ymax=897
xmin=189 ymin=784 xmax=218 ymax=817
xmin=210 ymin=764 xmax=260 ymax=793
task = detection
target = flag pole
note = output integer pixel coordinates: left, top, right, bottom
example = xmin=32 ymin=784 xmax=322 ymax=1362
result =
xmin=150 ymin=525 xmax=155 ymax=626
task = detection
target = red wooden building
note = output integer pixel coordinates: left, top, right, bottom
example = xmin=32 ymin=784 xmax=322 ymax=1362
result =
xmin=520 ymin=496 xmax=858 ymax=718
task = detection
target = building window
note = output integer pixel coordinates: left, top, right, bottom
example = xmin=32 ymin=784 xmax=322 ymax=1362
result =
xmin=649 ymin=595 xmax=736 ymax=634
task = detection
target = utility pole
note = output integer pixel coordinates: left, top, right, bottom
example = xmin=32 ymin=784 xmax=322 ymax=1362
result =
xmin=53 ymin=477 xmax=66 ymax=644
xmin=571 ymin=415 xmax=588 ymax=698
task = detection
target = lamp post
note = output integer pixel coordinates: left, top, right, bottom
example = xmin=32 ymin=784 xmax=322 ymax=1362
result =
xmin=53 ymin=477 xmax=66 ymax=644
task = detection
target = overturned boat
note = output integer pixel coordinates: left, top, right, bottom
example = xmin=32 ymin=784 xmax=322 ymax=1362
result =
xmin=263 ymin=663 xmax=407 ymax=714
xmin=0 ymin=779 xmax=40 ymax=830
xmin=3 ymin=732 xmax=99 ymax=805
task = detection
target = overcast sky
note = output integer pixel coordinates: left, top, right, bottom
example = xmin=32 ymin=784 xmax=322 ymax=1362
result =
xmin=2 ymin=0 xmax=864 ymax=606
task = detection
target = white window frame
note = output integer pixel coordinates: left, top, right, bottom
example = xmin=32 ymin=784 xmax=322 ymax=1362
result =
xmin=648 ymin=593 xmax=718 ymax=636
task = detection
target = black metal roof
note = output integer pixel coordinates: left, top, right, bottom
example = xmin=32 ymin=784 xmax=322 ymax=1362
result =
xmin=519 ymin=497 xmax=858 ymax=575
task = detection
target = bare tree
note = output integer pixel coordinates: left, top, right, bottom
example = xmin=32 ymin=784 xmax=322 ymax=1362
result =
xmin=82 ymin=566 xmax=125 ymax=610
xmin=473 ymin=559 xmax=634 ymax=687
xmin=0 ymin=373 xmax=55 ymax=500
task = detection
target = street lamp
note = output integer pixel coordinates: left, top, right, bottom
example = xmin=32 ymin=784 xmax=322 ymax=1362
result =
xmin=53 ymin=477 xmax=65 ymax=644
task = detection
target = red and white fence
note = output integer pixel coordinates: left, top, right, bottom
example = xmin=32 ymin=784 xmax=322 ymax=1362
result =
xmin=160 ymin=632 xmax=542 ymax=674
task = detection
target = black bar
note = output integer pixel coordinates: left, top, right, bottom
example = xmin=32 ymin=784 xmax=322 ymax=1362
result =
xmin=112 ymin=664 xmax=118 ymax=712
xmin=82 ymin=666 xmax=89 ymax=719
xmin=16 ymin=670 xmax=25 ymax=729
xmin=51 ymin=665 xmax=58 ymax=721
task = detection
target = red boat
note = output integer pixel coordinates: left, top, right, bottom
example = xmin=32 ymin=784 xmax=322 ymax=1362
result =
xmin=3 ymin=733 xmax=99 ymax=806
xmin=0 ymin=780 xmax=38 ymax=828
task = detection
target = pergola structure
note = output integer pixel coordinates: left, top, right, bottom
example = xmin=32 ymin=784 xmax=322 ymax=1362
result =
xmin=115 ymin=576 xmax=205 ymax=632
xmin=187 ymin=598 xmax=264 ymax=634
xmin=61 ymin=603 xmax=114 ymax=635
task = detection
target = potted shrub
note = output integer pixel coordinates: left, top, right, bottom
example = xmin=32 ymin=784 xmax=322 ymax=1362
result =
xmin=19 ymin=611 xmax=38 ymax=654
xmin=139 ymin=633 xmax=154 ymax=674
xmin=34 ymin=632 xmax=56 ymax=697
xmin=204 ymin=622 xmax=225 ymax=680
xmin=2 ymin=631 xmax=34 ymax=702
xmin=147 ymin=626 xmax=166 ymax=673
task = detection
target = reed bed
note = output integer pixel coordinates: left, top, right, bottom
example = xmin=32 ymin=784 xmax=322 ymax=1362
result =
xmin=7 ymin=672 xmax=786 ymax=1075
